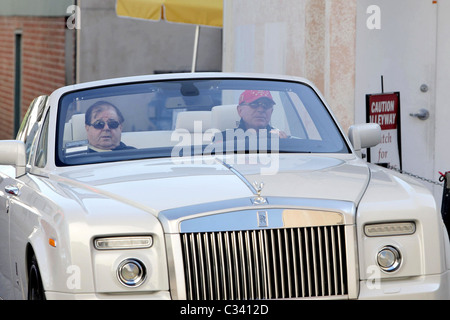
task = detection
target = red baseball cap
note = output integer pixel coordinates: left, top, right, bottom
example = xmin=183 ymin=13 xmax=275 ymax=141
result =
xmin=239 ymin=90 xmax=274 ymax=105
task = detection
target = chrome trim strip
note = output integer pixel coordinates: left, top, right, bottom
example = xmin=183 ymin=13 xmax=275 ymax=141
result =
xmin=179 ymin=209 xmax=346 ymax=233
xmin=165 ymin=233 xmax=186 ymax=300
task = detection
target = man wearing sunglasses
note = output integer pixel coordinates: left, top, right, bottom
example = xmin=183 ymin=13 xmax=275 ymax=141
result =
xmin=85 ymin=101 xmax=135 ymax=152
xmin=212 ymin=90 xmax=288 ymax=149
xmin=236 ymin=90 xmax=288 ymax=138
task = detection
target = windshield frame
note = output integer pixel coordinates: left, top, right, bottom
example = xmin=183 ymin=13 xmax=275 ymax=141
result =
xmin=55 ymin=77 xmax=350 ymax=167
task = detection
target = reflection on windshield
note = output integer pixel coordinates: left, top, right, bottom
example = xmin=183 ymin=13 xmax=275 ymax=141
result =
xmin=58 ymin=79 xmax=349 ymax=166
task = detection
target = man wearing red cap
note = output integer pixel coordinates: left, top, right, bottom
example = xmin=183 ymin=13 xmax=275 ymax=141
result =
xmin=237 ymin=90 xmax=288 ymax=138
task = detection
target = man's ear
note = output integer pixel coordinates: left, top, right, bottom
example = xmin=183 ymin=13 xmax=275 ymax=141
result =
xmin=237 ymin=105 xmax=243 ymax=117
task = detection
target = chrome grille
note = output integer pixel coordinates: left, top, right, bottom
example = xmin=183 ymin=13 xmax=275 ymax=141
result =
xmin=181 ymin=225 xmax=348 ymax=300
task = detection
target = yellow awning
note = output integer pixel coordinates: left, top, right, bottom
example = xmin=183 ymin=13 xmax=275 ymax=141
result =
xmin=116 ymin=0 xmax=223 ymax=27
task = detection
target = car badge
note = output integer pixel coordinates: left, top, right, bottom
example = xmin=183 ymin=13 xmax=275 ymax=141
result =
xmin=257 ymin=211 xmax=269 ymax=227
xmin=252 ymin=181 xmax=267 ymax=205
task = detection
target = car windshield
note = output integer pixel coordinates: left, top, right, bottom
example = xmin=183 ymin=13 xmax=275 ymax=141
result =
xmin=56 ymin=78 xmax=349 ymax=166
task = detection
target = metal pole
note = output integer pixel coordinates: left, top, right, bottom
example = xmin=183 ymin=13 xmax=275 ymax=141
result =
xmin=191 ymin=25 xmax=200 ymax=72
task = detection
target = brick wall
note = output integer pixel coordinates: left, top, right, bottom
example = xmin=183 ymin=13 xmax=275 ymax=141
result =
xmin=0 ymin=16 xmax=73 ymax=139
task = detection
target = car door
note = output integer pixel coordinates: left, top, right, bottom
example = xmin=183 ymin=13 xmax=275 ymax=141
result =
xmin=0 ymin=96 xmax=47 ymax=299
xmin=0 ymin=170 xmax=17 ymax=299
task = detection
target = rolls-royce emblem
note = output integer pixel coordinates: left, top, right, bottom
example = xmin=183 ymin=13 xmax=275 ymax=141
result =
xmin=257 ymin=211 xmax=268 ymax=227
xmin=252 ymin=181 xmax=267 ymax=205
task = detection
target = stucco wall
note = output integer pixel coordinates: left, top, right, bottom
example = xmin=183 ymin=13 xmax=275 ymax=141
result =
xmin=223 ymin=0 xmax=357 ymax=131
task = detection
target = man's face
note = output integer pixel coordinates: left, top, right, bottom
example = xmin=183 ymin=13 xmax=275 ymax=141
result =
xmin=237 ymin=98 xmax=274 ymax=130
xmin=85 ymin=105 xmax=123 ymax=150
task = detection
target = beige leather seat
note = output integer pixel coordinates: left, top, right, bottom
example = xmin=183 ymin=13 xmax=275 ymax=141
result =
xmin=211 ymin=105 xmax=240 ymax=131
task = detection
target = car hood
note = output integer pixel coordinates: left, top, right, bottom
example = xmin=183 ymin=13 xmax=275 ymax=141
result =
xmin=52 ymin=154 xmax=370 ymax=214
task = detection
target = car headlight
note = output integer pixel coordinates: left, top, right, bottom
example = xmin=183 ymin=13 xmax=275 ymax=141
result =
xmin=117 ymin=258 xmax=147 ymax=287
xmin=94 ymin=236 xmax=153 ymax=250
xmin=364 ymin=222 xmax=416 ymax=237
xmin=376 ymin=245 xmax=402 ymax=272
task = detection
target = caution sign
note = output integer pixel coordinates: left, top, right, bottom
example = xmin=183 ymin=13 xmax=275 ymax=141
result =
xmin=366 ymin=92 xmax=402 ymax=169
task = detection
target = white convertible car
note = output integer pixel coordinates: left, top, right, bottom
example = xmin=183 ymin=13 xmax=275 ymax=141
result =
xmin=0 ymin=73 xmax=449 ymax=300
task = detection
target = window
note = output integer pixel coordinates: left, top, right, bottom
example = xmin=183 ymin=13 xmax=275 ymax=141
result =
xmin=16 ymin=96 xmax=48 ymax=164
xmin=35 ymin=113 xmax=49 ymax=168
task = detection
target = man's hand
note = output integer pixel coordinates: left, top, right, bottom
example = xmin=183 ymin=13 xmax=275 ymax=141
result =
xmin=270 ymin=128 xmax=288 ymax=139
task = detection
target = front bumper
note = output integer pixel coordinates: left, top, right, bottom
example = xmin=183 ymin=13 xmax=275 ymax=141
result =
xmin=44 ymin=290 xmax=171 ymax=300
xmin=44 ymin=272 xmax=450 ymax=300
xmin=358 ymin=272 xmax=450 ymax=299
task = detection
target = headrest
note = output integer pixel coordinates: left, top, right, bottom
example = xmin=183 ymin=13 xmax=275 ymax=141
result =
xmin=211 ymin=105 xmax=240 ymax=131
xmin=175 ymin=111 xmax=211 ymax=132
xmin=71 ymin=113 xmax=88 ymax=141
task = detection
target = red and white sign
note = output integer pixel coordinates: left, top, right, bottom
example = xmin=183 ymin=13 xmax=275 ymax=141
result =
xmin=366 ymin=92 xmax=402 ymax=169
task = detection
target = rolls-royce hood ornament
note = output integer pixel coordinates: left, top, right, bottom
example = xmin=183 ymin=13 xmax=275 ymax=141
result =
xmin=215 ymin=159 xmax=267 ymax=205
xmin=252 ymin=181 xmax=267 ymax=205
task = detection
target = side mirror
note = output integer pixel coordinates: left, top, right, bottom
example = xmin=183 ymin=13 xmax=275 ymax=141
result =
xmin=348 ymin=123 xmax=381 ymax=154
xmin=0 ymin=140 xmax=26 ymax=178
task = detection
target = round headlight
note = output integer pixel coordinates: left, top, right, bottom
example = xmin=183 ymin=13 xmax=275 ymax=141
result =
xmin=377 ymin=245 xmax=402 ymax=272
xmin=117 ymin=259 xmax=147 ymax=287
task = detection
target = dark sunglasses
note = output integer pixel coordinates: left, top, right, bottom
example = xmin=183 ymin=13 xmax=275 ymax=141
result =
xmin=243 ymin=101 xmax=274 ymax=110
xmin=90 ymin=119 xmax=121 ymax=130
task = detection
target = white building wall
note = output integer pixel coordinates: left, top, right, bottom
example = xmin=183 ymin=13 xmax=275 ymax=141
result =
xmin=355 ymin=0 xmax=449 ymax=204
xmin=435 ymin=0 xmax=450 ymax=195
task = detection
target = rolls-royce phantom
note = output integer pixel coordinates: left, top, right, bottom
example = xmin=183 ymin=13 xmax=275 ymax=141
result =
xmin=0 ymin=72 xmax=449 ymax=300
